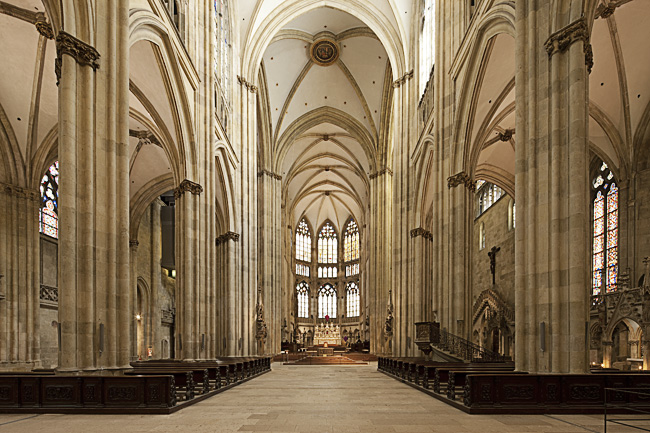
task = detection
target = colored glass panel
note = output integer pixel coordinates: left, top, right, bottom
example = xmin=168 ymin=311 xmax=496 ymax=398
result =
xmin=593 ymin=252 xmax=604 ymax=270
xmin=594 ymin=218 xmax=604 ymax=236
xmin=40 ymin=161 xmax=59 ymax=239
xmin=594 ymin=235 xmax=604 ymax=254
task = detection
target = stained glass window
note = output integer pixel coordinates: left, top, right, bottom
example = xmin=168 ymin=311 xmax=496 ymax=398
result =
xmin=346 ymin=282 xmax=360 ymax=317
xmin=343 ymin=219 xmax=359 ymax=262
xmin=297 ymin=282 xmax=309 ymax=318
xmin=318 ymin=222 xmax=337 ymax=264
xmin=40 ymin=161 xmax=59 ymax=239
xmin=318 ymin=284 xmax=337 ymax=318
xmin=592 ymin=161 xmax=618 ymax=295
xmin=295 ymin=218 xmax=311 ymax=262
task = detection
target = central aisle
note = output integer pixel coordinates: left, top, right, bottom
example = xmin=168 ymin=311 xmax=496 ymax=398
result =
xmin=0 ymin=363 xmax=608 ymax=432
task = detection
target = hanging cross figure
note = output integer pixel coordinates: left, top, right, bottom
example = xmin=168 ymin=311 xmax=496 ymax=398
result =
xmin=488 ymin=246 xmax=501 ymax=285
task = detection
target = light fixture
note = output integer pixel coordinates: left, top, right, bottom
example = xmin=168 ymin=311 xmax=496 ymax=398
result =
xmin=135 ymin=314 xmax=142 ymax=321
xmin=171 ymin=269 xmax=176 ymax=278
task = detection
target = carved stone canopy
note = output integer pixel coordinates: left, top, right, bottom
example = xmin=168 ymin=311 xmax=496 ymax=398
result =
xmin=447 ymin=171 xmax=475 ymax=192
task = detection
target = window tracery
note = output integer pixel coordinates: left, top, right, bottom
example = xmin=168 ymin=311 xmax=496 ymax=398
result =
xmin=297 ymin=282 xmax=309 ymax=318
xmin=346 ymin=282 xmax=359 ymax=318
xmin=592 ymin=161 xmax=618 ymax=295
xmin=318 ymin=222 xmax=337 ymax=264
xmin=318 ymin=284 xmax=337 ymax=318
xmin=476 ymin=181 xmax=505 ymax=216
xmin=40 ymin=161 xmax=59 ymax=239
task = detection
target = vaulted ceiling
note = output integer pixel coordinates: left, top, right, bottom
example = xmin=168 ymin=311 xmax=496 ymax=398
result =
xmin=258 ymin=6 xmax=393 ymax=232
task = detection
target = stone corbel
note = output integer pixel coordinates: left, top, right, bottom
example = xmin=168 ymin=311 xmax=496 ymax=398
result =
xmin=597 ymin=2 xmax=619 ymax=19
xmin=447 ymin=171 xmax=475 ymax=192
xmin=410 ymin=227 xmax=433 ymax=241
xmin=215 ymin=231 xmax=240 ymax=246
xmin=174 ymin=179 xmax=203 ymax=199
xmin=55 ymin=31 xmax=100 ymax=85
xmin=237 ymin=75 xmax=258 ymax=93
xmin=544 ymin=18 xmax=593 ymax=73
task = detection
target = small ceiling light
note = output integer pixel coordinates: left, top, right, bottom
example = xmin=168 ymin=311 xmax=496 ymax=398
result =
xmin=135 ymin=314 xmax=142 ymax=321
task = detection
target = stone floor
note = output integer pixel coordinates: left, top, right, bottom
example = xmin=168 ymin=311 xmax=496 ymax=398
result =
xmin=0 ymin=362 xmax=646 ymax=432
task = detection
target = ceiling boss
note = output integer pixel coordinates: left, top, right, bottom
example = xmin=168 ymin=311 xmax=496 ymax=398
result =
xmin=310 ymin=37 xmax=340 ymax=66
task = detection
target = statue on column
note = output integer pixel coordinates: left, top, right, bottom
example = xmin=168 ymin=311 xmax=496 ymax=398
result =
xmin=255 ymin=287 xmax=267 ymax=351
xmin=384 ymin=290 xmax=394 ymax=338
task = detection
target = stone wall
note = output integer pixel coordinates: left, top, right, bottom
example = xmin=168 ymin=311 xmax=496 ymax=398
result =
xmin=473 ymin=196 xmax=515 ymax=308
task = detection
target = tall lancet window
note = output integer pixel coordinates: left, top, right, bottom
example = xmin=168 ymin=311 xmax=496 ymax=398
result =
xmin=214 ymin=0 xmax=232 ymax=130
xmin=592 ymin=161 xmax=618 ymax=296
xmin=40 ymin=161 xmax=59 ymax=239
xmin=318 ymin=283 xmax=337 ymax=318
xmin=419 ymin=0 xmax=435 ymax=97
xmin=346 ymin=282 xmax=359 ymax=318
xmin=295 ymin=218 xmax=311 ymax=277
xmin=344 ymin=219 xmax=360 ymax=277
xmin=318 ymin=222 xmax=337 ymax=264
xmin=297 ymin=282 xmax=309 ymax=318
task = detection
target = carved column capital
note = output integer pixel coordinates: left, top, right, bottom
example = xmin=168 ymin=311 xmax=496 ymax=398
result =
xmin=447 ymin=171 xmax=475 ymax=192
xmin=35 ymin=20 xmax=54 ymax=39
xmin=257 ymin=169 xmax=282 ymax=181
xmin=237 ymin=75 xmax=258 ymax=93
xmin=174 ymin=179 xmax=203 ymax=199
xmin=55 ymin=31 xmax=100 ymax=85
xmin=0 ymin=182 xmax=39 ymax=202
xmin=544 ymin=18 xmax=593 ymax=73
xmin=392 ymin=70 xmax=414 ymax=88
xmin=369 ymin=168 xmax=393 ymax=179
xmin=129 ymin=240 xmax=139 ymax=249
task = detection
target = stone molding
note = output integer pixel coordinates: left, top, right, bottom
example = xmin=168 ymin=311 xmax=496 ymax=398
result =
xmin=129 ymin=240 xmax=139 ymax=248
xmin=35 ymin=20 xmax=54 ymax=39
xmin=161 ymin=308 xmax=174 ymax=325
xmin=0 ymin=182 xmax=39 ymax=201
xmin=447 ymin=171 xmax=475 ymax=192
xmin=392 ymin=70 xmax=414 ymax=88
xmin=544 ymin=18 xmax=593 ymax=73
xmin=369 ymin=168 xmax=393 ymax=179
xmin=257 ymin=169 xmax=282 ymax=181
xmin=174 ymin=179 xmax=203 ymax=199
xmin=215 ymin=231 xmax=240 ymax=246
xmin=39 ymin=284 xmax=58 ymax=304
xmin=237 ymin=75 xmax=258 ymax=93
xmin=410 ymin=227 xmax=433 ymax=241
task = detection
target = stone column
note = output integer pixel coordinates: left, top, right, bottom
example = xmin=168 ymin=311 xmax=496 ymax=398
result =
xmin=0 ymin=185 xmax=41 ymax=370
xmin=217 ymin=232 xmax=240 ymax=356
xmin=391 ymin=70 xmax=415 ymax=357
xmin=149 ymin=201 xmax=162 ymax=359
xmin=129 ymin=240 xmax=139 ymax=360
xmin=369 ymin=170 xmax=392 ymax=354
xmin=514 ymin=3 xmax=591 ymax=373
xmin=258 ymin=170 xmax=282 ymax=354
xmin=237 ymin=76 xmax=259 ymax=356
xmin=173 ymin=180 xmax=202 ymax=360
xmin=57 ymin=0 xmax=131 ymax=371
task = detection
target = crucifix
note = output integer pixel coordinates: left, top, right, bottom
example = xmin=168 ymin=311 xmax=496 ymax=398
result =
xmin=488 ymin=246 xmax=501 ymax=285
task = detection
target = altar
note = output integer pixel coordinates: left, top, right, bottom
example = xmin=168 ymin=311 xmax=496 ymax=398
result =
xmin=314 ymin=322 xmax=341 ymax=346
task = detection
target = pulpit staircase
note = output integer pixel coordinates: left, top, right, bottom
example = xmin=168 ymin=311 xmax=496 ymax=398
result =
xmin=415 ymin=322 xmax=508 ymax=363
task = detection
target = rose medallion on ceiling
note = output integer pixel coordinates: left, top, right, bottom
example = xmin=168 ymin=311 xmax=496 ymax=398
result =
xmin=310 ymin=38 xmax=339 ymax=66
